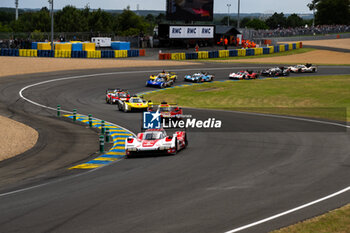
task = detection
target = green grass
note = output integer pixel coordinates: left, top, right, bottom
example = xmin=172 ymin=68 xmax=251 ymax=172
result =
xmin=271 ymin=204 xmax=350 ymax=233
xmin=143 ymin=75 xmax=350 ymax=122
xmin=200 ymin=48 xmax=315 ymax=61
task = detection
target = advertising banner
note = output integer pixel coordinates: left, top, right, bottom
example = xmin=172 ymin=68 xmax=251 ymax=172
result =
xmin=169 ymin=26 xmax=214 ymax=39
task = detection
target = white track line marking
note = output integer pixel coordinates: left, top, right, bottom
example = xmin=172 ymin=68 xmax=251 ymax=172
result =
xmin=10 ymin=69 xmax=350 ymax=233
xmin=225 ymin=186 xmax=350 ymax=233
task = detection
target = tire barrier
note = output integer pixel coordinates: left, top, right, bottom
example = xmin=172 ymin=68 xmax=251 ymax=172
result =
xmin=159 ymin=42 xmax=303 ymax=61
xmin=127 ymin=50 xmax=140 ymax=57
xmin=101 ymin=50 xmax=115 ymax=59
xmin=0 ymin=48 xmax=19 ymax=56
xmin=87 ymin=50 xmax=101 ymax=59
xmin=37 ymin=50 xmax=55 ymax=57
xmin=115 ymin=50 xmax=128 ymax=58
xmin=71 ymin=50 xmax=87 ymax=58
xmin=0 ymin=48 xmax=145 ymax=59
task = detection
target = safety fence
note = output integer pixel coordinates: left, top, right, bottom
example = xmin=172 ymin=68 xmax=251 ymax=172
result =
xmin=159 ymin=42 xmax=302 ymax=60
xmin=0 ymin=48 xmax=145 ymax=59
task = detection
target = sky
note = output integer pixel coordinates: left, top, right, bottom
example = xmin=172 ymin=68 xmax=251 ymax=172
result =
xmin=0 ymin=0 xmax=313 ymax=14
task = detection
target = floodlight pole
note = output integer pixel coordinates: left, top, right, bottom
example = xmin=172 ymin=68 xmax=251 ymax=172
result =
xmin=49 ymin=0 xmax=54 ymax=51
xmin=237 ymin=0 xmax=241 ymax=29
xmin=227 ymin=4 xmax=231 ymax=26
xmin=15 ymin=0 xmax=19 ymax=20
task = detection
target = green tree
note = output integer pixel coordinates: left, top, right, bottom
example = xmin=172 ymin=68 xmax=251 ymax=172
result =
xmin=246 ymin=18 xmax=269 ymax=30
xmin=310 ymin=0 xmax=350 ymax=25
xmin=155 ymin=13 xmax=166 ymax=24
xmin=0 ymin=22 xmax=12 ymax=32
xmin=240 ymin=17 xmax=252 ymax=28
xmin=116 ymin=7 xmax=150 ymax=36
xmin=54 ymin=6 xmax=87 ymax=32
xmin=266 ymin=12 xmax=287 ymax=28
xmin=286 ymin=14 xmax=304 ymax=27
xmin=88 ymin=8 xmax=114 ymax=33
xmin=220 ymin=16 xmax=237 ymax=26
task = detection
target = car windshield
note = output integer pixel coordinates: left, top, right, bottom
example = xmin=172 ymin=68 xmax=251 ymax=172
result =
xmin=193 ymin=74 xmax=201 ymax=77
xmin=143 ymin=132 xmax=163 ymax=140
xmin=119 ymin=92 xmax=128 ymax=98
xmin=159 ymin=107 xmax=172 ymax=112
xmin=130 ymin=98 xmax=142 ymax=103
xmin=155 ymin=78 xmax=165 ymax=82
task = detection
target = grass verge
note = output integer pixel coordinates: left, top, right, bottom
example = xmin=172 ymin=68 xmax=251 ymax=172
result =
xmin=143 ymin=75 xmax=350 ymax=122
xmin=200 ymin=48 xmax=315 ymax=61
xmin=271 ymin=204 xmax=350 ymax=233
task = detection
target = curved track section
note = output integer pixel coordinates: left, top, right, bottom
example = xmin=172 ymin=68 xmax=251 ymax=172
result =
xmin=0 ymin=64 xmax=349 ymax=233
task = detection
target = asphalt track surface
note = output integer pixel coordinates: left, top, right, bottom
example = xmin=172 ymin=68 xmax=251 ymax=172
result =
xmin=0 ymin=63 xmax=349 ymax=233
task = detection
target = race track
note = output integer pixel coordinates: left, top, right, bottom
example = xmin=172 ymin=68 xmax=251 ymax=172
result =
xmin=0 ymin=63 xmax=349 ymax=233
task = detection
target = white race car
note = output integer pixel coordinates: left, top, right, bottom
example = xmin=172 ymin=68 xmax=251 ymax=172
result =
xmin=125 ymin=129 xmax=187 ymax=157
xmin=288 ymin=64 xmax=317 ymax=73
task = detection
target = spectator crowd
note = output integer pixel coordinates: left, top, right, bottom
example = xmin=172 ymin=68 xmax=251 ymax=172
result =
xmin=253 ymin=25 xmax=350 ymax=38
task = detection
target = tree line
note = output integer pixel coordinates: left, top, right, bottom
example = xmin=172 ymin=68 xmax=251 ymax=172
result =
xmin=0 ymin=0 xmax=348 ymax=34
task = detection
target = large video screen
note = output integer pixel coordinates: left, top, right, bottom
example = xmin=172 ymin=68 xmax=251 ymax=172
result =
xmin=166 ymin=0 xmax=214 ymax=21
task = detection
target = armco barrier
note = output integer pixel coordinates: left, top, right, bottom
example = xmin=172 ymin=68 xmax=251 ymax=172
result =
xmin=229 ymin=50 xmax=238 ymax=57
xmin=288 ymin=44 xmax=293 ymax=51
xmin=127 ymin=50 xmax=139 ymax=57
xmin=293 ymin=43 xmax=297 ymax=50
xmin=269 ymin=46 xmax=274 ymax=54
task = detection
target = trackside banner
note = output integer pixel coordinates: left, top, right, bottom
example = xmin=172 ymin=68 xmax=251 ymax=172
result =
xmin=169 ymin=26 xmax=214 ymax=39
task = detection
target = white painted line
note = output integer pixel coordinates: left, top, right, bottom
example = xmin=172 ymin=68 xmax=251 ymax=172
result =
xmin=224 ymin=186 xmax=350 ymax=233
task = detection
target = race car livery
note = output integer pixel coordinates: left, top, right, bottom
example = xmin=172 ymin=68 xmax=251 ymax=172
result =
xmin=106 ymin=89 xmax=130 ymax=104
xmin=184 ymin=72 xmax=215 ymax=82
xmin=229 ymin=70 xmax=259 ymax=80
xmin=288 ymin=64 xmax=317 ymax=73
xmin=150 ymin=71 xmax=177 ymax=82
xmin=146 ymin=76 xmax=175 ymax=88
xmin=117 ymin=96 xmax=152 ymax=112
xmin=125 ymin=129 xmax=187 ymax=157
xmin=260 ymin=67 xmax=290 ymax=77
xmin=148 ymin=102 xmax=183 ymax=120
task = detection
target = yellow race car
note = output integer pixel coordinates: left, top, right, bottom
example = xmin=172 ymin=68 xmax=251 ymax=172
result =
xmin=117 ymin=96 xmax=153 ymax=112
xmin=150 ymin=71 xmax=177 ymax=82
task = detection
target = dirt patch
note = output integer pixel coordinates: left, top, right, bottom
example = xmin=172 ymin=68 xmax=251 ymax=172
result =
xmin=214 ymin=50 xmax=350 ymax=65
xmin=0 ymin=57 xmax=197 ymax=78
xmin=0 ymin=115 xmax=38 ymax=162
xmin=283 ymin=38 xmax=350 ymax=50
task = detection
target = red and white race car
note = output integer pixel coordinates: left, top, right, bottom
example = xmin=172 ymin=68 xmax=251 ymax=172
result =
xmin=106 ymin=89 xmax=130 ymax=104
xmin=229 ymin=70 xmax=259 ymax=80
xmin=125 ymin=129 xmax=187 ymax=157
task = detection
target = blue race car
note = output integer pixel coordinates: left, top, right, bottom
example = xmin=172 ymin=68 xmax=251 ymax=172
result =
xmin=146 ymin=77 xmax=174 ymax=88
xmin=184 ymin=72 xmax=215 ymax=83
